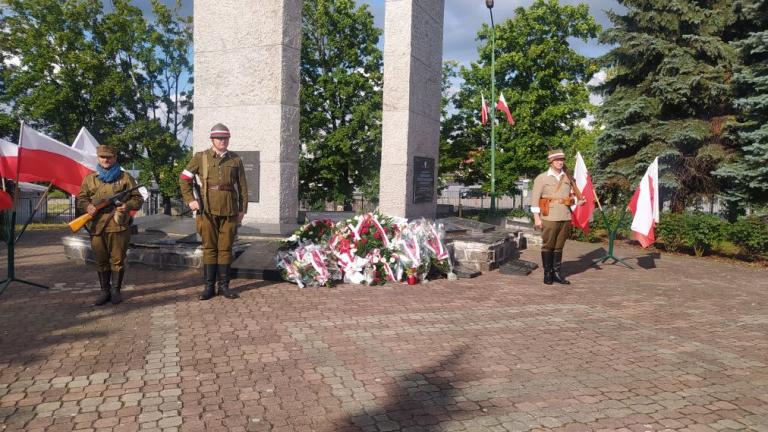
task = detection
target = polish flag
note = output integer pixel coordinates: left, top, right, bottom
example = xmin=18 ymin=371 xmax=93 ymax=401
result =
xmin=71 ymin=127 xmax=99 ymax=157
xmin=18 ymin=124 xmax=96 ymax=195
xmin=0 ymin=138 xmax=20 ymax=179
xmin=627 ymin=157 xmax=660 ymax=248
xmin=569 ymin=152 xmax=595 ymax=234
xmin=496 ymin=91 xmax=515 ymax=126
xmin=0 ymin=190 xmax=11 ymax=210
xmin=481 ymin=93 xmax=489 ymax=125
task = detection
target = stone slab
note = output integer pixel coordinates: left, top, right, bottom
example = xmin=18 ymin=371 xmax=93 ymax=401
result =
xmin=438 ymin=216 xmax=497 ymax=234
xmin=230 ymin=239 xmax=284 ymax=281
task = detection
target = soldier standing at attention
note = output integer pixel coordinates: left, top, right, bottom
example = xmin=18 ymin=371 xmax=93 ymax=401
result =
xmin=530 ymin=149 xmax=585 ymax=285
xmin=77 ymin=145 xmax=144 ymax=306
xmin=179 ymin=123 xmax=248 ymax=300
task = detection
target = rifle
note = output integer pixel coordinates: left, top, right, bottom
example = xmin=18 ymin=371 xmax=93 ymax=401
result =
xmin=562 ymin=165 xmax=584 ymax=202
xmin=68 ymin=185 xmax=143 ymax=233
xmin=192 ymin=176 xmax=204 ymax=215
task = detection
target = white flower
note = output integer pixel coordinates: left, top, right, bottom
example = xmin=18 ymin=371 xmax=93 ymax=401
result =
xmin=389 ymin=257 xmax=396 ymax=263
xmin=372 ymin=257 xmax=380 ymax=264
xmin=288 ymin=235 xmax=298 ymax=242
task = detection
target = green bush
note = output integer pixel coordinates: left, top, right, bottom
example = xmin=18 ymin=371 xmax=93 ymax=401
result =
xmin=727 ymin=216 xmax=768 ymax=259
xmin=657 ymin=213 xmax=686 ymax=252
xmin=682 ymin=213 xmax=726 ymax=257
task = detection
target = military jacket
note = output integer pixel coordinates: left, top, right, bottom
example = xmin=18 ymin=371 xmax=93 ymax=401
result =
xmin=179 ymin=149 xmax=248 ymax=217
xmin=530 ymin=169 xmax=575 ymax=222
xmin=76 ymin=171 xmax=144 ymax=234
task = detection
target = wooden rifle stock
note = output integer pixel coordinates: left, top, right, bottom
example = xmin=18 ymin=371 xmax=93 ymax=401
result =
xmin=67 ymin=185 xmax=142 ymax=233
xmin=562 ymin=165 xmax=584 ymax=202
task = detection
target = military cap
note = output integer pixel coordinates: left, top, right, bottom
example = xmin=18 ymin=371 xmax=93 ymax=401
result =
xmin=210 ymin=123 xmax=231 ymax=139
xmin=547 ymin=149 xmax=566 ymax=162
xmin=96 ymin=145 xmax=117 ymax=158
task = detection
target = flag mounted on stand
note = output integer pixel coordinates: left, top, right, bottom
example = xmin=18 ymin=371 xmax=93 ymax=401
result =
xmin=496 ymin=92 xmax=515 ymax=126
xmin=627 ymin=158 xmax=660 ymax=248
xmin=71 ymin=127 xmax=99 ymax=157
xmin=0 ymin=138 xmax=20 ymax=179
xmin=480 ymin=93 xmax=489 ymax=125
xmin=570 ymin=152 xmax=595 ymax=234
xmin=16 ymin=124 xmax=97 ymax=195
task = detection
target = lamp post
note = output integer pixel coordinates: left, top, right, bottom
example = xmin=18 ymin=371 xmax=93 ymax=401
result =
xmin=486 ymin=0 xmax=497 ymax=212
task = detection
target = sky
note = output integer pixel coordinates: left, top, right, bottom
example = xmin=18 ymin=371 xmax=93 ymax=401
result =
xmin=149 ymin=0 xmax=622 ymax=67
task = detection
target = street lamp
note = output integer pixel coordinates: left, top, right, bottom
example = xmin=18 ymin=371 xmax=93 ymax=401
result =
xmin=486 ymin=0 xmax=497 ymax=212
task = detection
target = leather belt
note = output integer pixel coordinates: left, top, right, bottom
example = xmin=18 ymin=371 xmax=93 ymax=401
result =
xmin=208 ymin=184 xmax=234 ymax=191
xmin=543 ymin=197 xmax=574 ymax=205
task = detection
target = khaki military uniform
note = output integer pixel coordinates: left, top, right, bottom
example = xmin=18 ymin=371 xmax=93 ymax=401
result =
xmin=76 ymin=172 xmax=143 ymax=272
xmin=179 ymin=149 xmax=248 ymax=264
xmin=531 ymin=169 xmax=575 ymax=251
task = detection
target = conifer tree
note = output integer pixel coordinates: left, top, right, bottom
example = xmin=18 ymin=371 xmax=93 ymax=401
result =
xmin=715 ymin=0 xmax=768 ymax=215
xmin=595 ymin=0 xmax=750 ymax=210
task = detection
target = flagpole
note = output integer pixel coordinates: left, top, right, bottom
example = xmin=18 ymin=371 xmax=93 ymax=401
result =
xmin=0 ymin=120 xmax=49 ymax=296
xmin=486 ymin=0 xmax=497 ymax=212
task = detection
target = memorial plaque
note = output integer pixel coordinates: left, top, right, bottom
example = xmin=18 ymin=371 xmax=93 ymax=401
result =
xmin=412 ymin=156 xmax=435 ymax=204
xmin=238 ymin=151 xmax=260 ymax=203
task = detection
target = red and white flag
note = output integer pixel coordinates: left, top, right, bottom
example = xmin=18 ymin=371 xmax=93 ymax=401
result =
xmin=481 ymin=93 xmax=489 ymax=125
xmin=0 ymin=190 xmax=11 ymax=210
xmin=0 ymin=138 xmax=20 ymax=179
xmin=627 ymin=157 xmax=660 ymax=248
xmin=71 ymin=127 xmax=99 ymax=157
xmin=496 ymin=91 xmax=515 ymax=126
xmin=570 ymin=152 xmax=595 ymax=234
xmin=18 ymin=124 xmax=96 ymax=195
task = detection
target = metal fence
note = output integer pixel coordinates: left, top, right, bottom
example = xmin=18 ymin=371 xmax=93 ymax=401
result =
xmin=14 ymin=189 xmax=175 ymax=225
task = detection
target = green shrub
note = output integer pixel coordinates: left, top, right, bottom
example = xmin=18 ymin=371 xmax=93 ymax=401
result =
xmin=657 ymin=213 xmax=686 ymax=252
xmin=682 ymin=213 xmax=726 ymax=257
xmin=727 ymin=216 xmax=768 ymax=259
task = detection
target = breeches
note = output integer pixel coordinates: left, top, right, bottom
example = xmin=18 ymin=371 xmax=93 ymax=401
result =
xmin=198 ymin=213 xmax=238 ymax=264
xmin=541 ymin=220 xmax=571 ymax=252
xmin=91 ymin=230 xmax=131 ymax=272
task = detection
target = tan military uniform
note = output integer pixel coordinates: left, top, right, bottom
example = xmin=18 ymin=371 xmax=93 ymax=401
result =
xmin=531 ymin=169 xmax=575 ymax=251
xmin=179 ymin=149 xmax=248 ymax=264
xmin=76 ymin=171 xmax=143 ymax=272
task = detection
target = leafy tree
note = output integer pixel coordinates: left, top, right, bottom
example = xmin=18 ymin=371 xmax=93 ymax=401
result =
xmin=715 ymin=0 xmax=768 ymax=216
xmin=0 ymin=0 xmax=192 ymax=214
xmin=299 ymin=0 xmax=382 ymax=209
xmin=446 ymin=0 xmax=600 ymax=195
xmin=595 ymin=0 xmax=751 ymax=211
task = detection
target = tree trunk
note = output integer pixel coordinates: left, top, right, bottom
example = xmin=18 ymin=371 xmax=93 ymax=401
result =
xmin=163 ymin=194 xmax=172 ymax=216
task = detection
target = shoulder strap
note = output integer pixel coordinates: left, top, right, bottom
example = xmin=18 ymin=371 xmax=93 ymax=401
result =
xmin=200 ymin=152 xmax=209 ymax=211
xmin=553 ymin=173 xmax=567 ymax=193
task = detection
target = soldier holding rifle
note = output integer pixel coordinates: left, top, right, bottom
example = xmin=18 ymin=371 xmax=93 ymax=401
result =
xmin=531 ymin=149 xmax=585 ymax=285
xmin=76 ymin=145 xmax=144 ymax=305
xmin=179 ymin=123 xmax=248 ymax=301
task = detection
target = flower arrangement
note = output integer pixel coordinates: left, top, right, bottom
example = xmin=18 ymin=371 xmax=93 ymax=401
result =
xmin=276 ymin=212 xmax=453 ymax=288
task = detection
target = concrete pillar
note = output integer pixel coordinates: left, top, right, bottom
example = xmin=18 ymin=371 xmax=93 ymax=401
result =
xmin=193 ymin=0 xmax=301 ymax=225
xmin=378 ymin=0 xmax=445 ymax=220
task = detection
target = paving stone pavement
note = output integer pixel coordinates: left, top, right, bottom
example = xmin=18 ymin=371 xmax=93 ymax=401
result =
xmin=0 ymin=229 xmax=767 ymax=432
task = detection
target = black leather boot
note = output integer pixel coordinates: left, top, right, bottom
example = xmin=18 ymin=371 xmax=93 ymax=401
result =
xmin=110 ymin=270 xmax=124 ymax=304
xmin=199 ymin=264 xmax=217 ymax=300
xmin=94 ymin=271 xmax=111 ymax=306
xmin=552 ymin=251 xmax=570 ymax=285
xmin=217 ymin=264 xmax=238 ymax=299
xmin=541 ymin=251 xmax=554 ymax=285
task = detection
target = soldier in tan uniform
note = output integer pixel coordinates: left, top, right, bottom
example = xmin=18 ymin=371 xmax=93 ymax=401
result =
xmin=77 ymin=145 xmax=144 ymax=305
xmin=179 ymin=123 xmax=248 ymax=300
xmin=530 ymin=149 xmax=584 ymax=285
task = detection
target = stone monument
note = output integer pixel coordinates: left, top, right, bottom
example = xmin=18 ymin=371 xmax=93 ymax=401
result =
xmin=378 ymin=0 xmax=445 ymax=219
xmin=193 ymin=0 xmax=301 ymax=225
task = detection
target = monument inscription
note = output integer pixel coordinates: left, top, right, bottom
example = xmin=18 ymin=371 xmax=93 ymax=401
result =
xmin=412 ymin=156 xmax=435 ymax=204
xmin=238 ymin=151 xmax=260 ymax=203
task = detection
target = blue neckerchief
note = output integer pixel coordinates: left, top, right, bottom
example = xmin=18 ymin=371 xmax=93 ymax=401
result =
xmin=97 ymin=164 xmax=122 ymax=183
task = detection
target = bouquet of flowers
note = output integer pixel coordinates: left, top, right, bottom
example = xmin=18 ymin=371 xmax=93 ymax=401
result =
xmin=276 ymin=211 xmax=452 ymax=287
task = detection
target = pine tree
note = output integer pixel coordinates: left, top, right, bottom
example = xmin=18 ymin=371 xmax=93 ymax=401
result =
xmin=595 ymin=0 xmax=750 ymax=210
xmin=715 ymin=0 xmax=768 ymax=216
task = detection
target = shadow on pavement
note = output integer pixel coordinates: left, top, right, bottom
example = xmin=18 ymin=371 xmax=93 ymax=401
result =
xmin=341 ymin=347 xmax=481 ymax=431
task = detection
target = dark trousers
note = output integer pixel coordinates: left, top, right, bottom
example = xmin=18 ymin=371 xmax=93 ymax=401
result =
xmin=541 ymin=220 xmax=571 ymax=252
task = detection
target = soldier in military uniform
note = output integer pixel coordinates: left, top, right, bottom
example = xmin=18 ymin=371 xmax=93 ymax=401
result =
xmin=530 ymin=149 xmax=585 ymax=285
xmin=179 ymin=123 xmax=248 ymax=300
xmin=77 ymin=145 xmax=144 ymax=305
